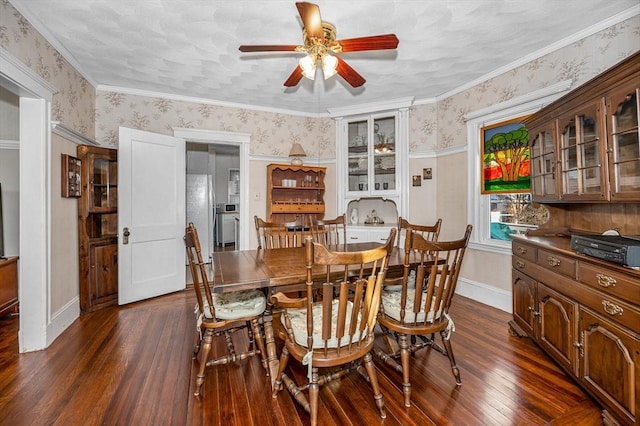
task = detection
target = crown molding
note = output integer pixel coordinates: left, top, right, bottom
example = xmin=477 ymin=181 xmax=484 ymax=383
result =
xmin=464 ymin=79 xmax=573 ymax=122
xmin=412 ymin=97 xmax=438 ymax=107
xmin=97 ymin=85 xmax=326 ymax=118
xmin=327 ymin=97 xmax=415 ymax=118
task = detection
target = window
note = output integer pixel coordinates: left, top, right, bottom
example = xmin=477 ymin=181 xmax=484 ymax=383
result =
xmin=465 ymin=81 xmax=572 ymax=254
xmin=489 ymin=193 xmax=549 ymax=241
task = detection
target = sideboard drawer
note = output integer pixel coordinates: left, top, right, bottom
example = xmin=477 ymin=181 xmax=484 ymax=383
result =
xmin=578 ymin=284 xmax=640 ymax=332
xmin=512 ymin=241 xmax=537 ymax=262
xmin=537 ymin=249 xmax=576 ymax=279
xmin=578 ymin=262 xmax=640 ymax=306
xmin=512 ymin=256 xmax=536 ymax=276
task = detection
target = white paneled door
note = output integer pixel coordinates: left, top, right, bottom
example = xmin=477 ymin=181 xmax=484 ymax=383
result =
xmin=118 ymin=127 xmax=186 ymax=305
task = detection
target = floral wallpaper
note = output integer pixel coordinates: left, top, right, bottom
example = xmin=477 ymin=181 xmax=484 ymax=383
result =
xmin=409 ymin=15 xmax=640 ymax=153
xmin=0 ymin=0 xmax=95 ymax=139
xmin=95 ymin=92 xmax=335 ymax=158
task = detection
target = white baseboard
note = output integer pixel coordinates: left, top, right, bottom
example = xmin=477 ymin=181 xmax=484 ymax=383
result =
xmin=47 ymin=296 xmax=80 ymax=346
xmin=455 ymin=278 xmax=512 ymax=314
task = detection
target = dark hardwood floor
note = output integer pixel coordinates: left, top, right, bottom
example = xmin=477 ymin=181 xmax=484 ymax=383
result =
xmin=0 ymin=291 xmax=603 ymax=425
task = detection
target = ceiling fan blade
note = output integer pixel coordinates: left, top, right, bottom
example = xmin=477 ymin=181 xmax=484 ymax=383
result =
xmin=335 ymin=57 xmax=366 ymax=88
xmin=333 ymin=34 xmax=399 ymax=53
xmin=239 ymin=45 xmax=301 ymax=52
xmin=296 ymin=2 xmax=323 ymax=39
xmin=284 ymin=65 xmax=304 ymax=87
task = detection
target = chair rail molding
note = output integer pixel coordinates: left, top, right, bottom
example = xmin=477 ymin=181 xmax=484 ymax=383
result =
xmin=51 ymin=122 xmax=100 ymax=146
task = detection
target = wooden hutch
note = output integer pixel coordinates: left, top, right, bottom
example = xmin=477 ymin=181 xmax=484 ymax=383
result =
xmin=266 ymin=163 xmax=326 ymax=224
xmin=77 ymin=145 xmax=118 ymax=312
xmin=512 ymin=52 xmax=640 ymax=425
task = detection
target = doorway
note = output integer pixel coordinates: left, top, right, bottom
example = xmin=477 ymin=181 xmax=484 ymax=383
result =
xmin=173 ymin=128 xmax=251 ymax=251
xmin=1 ymin=49 xmax=56 ymax=351
xmin=186 ymin=143 xmax=240 ymax=262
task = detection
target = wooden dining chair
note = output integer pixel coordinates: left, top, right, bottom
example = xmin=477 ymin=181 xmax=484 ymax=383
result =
xmin=385 ymin=217 xmax=442 ymax=291
xmin=396 ymin=217 xmax=442 ymax=247
xmin=270 ymin=229 xmax=397 ymax=426
xmin=254 ymin=215 xmax=306 ymax=249
xmin=184 ymin=222 xmax=268 ymax=397
xmin=375 ymin=225 xmax=473 ymax=407
xmin=309 ymin=213 xmax=347 ymax=246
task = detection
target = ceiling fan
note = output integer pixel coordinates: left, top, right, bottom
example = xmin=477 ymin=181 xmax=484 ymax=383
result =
xmin=239 ymin=2 xmax=399 ymax=88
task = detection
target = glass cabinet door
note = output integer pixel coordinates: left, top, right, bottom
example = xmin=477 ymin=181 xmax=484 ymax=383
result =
xmin=346 ymin=115 xmax=396 ymax=194
xmin=529 ymin=122 xmax=558 ymax=201
xmin=558 ymin=101 xmax=607 ymax=201
xmin=607 ymin=87 xmax=640 ymax=201
xmin=347 ymin=119 xmax=369 ymax=192
xmin=560 ymin=117 xmax=578 ymax=195
xmin=373 ymin=116 xmax=396 ymax=191
xmin=90 ymin=156 xmax=118 ymax=211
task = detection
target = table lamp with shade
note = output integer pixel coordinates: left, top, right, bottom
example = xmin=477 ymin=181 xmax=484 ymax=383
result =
xmin=289 ymin=143 xmax=306 ymax=166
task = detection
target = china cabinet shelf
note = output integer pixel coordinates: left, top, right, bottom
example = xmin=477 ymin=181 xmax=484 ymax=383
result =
xmin=271 ymin=185 xmax=325 ymax=190
xmin=348 ymin=146 xmax=368 ymax=154
xmin=348 ymin=168 xmax=396 ymax=176
xmin=343 ymin=115 xmax=399 ymax=194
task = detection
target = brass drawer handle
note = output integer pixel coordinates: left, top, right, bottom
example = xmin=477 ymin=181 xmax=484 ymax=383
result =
xmin=517 ymin=246 xmax=527 ymax=255
xmin=596 ymin=273 xmax=616 ymax=288
xmin=547 ymin=256 xmax=561 ymax=267
xmin=602 ymin=300 xmax=623 ymax=316
xmin=515 ymin=260 xmax=525 ymax=269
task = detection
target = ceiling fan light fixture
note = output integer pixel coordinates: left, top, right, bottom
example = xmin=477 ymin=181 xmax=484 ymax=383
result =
xmin=299 ymin=54 xmax=316 ymax=80
xmin=321 ymin=54 xmax=338 ymax=79
xmin=239 ymin=3 xmax=398 ymax=88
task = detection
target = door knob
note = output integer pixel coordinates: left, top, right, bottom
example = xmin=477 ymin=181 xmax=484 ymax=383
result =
xmin=123 ymin=227 xmax=130 ymax=245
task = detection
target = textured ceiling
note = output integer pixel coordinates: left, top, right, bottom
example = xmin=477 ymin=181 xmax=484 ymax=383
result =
xmin=10 ymin=0 xmax=640 ymax=114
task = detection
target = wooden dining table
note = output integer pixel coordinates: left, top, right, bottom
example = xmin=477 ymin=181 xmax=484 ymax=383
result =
xmin=209 ymin=242 xmax=429 ymax=390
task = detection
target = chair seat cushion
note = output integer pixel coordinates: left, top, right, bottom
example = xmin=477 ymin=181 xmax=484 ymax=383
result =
xmin=381 ymin=288 xmax=443 ymax=323
xmin=384 ymin=269 xmax=416 ymax=291
xmin=283 ymin=300 xmax=366 ymax=349
xmin=198 ymin=289 xmax=266 ymax=322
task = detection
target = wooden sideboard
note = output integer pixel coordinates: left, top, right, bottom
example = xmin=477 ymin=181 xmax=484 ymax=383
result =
xmin=510 ymin=234 xmax=639 ymax=426
xmin=0 ymin=256 xmax=19 ymax=317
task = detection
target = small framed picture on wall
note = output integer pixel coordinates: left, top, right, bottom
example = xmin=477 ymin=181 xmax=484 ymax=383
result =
xmin=61 ymin=154 xmax=82 ymax=198
xmin=412 ymin=175 xmax=421 ymax=187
